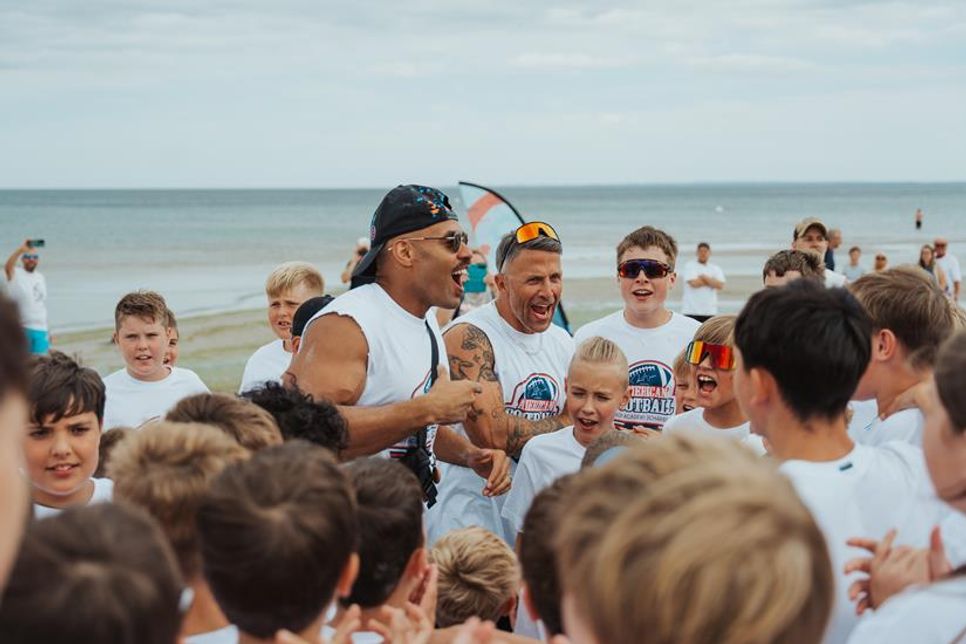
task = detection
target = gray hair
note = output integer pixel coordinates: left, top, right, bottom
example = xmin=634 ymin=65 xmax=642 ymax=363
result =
xmin=496 ymin=232 xmax=562 ymax=273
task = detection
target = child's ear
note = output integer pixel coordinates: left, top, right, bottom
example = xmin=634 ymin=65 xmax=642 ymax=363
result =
xmin=111 ymin=331 xmax=117 ymax=345
xmin=875 ymin=329 xmax=899 ymax=363
xmin=620 ymin=385 xmax=632 ymax=408
xmin=337 ymin=553 xmax=360 ymax=598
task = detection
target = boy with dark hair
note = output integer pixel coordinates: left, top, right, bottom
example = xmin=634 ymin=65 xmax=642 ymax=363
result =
xmin=166 ymin=392 xmax=283 ymax=451
xmin=336 ymin=458 xmax=431 ymax=637
xmin=290 ymin=295 xmax=333 ymax=354
xmin=762 ymin=249 xmax=823 ymax=287
xmin=25 ymin=351 xmax=112 ymax=517
xmin=848 ymin=267 xmax=956 ymax=447
xmin=103 ymin=290 xmax=208 ymax=429
xmin=197 ymin=441 xmax=358 ymax=643
xmin=242 ymin=382 xmax=348 ymax=456
xmin=574 ymin=226 xmax=699 ymax=431
xmin=517 ymin=473 xmax=576 ymax=640
xmin=733 ymin=279 xmax=943 ymax=643
xmin=0 ymin=502 xmax=183 ymax=644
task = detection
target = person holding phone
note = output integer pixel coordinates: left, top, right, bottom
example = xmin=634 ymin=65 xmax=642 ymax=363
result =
xmin=5 ymin=239 xmax=49 ymax=354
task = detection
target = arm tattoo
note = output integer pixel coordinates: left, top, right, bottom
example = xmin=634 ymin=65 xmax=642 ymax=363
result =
xmin=447 ymin=325 xmax=498 ymax=383
xmin=503 ymin=413 xmax=566 ymax=459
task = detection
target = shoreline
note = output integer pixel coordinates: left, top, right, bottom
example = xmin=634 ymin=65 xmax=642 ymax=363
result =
xmin=53 ymin=275 xmax=766 ymax=393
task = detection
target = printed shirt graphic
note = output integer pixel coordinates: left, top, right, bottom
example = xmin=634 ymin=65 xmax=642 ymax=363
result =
xmin=505 ymin=373 xmax=562 ymax=420
xmin=620 ymin=359 xmax=676 ymax=429
xmin=574 ymin=310 xmax=699 ymax=431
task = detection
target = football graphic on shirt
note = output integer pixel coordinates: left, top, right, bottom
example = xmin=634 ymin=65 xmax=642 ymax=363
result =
xmin=618 ymin=360 xmax=676 ymax=430
xmin=506 ymin=373 xmax=561 ymax=420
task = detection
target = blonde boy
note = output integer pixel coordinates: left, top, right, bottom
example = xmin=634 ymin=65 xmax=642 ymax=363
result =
xmin=663 ymin=316 xmax=763 ymax=453
xmin=239 ymin=262 xmax=324 ymax=393
xmin=501 ymin=337 xmax=630 ymax=538
xmin=848 ymin=267 xmax=956 ymax=447
xmin=431 ymin=527 xmax=520 ymax=628
xmin=672 ymin=350 xmax=697 ymax=415
xmin=556 ymin=435 xmax=833 ymax=644
xmin=102 ymin=290 xmax=208 ymax=429
xmin=574 ymin=226 xmax=699 ymax=431
xmin=109 ymin=421 xmax=249 ymax=642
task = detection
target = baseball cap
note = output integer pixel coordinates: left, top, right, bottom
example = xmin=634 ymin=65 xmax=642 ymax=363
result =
xmin=793 ymin=217 xmax=828 ymax=242
xmin=351 ymin=185 xmax=459 ymax=288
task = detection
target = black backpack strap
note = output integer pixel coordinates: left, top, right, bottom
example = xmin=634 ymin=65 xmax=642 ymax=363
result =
xmin=399 ymin=321 xmax=441 ymax=507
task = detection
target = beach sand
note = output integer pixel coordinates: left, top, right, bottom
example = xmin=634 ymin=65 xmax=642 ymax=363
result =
xmin=53 ymin=275 xmax=765 ymax=393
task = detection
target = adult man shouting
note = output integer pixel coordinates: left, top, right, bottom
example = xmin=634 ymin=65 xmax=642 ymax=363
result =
xmin=426 ymin=222 xmax=574 ymax=543
xmin=288 ymin=185 xmax=509 ymax=505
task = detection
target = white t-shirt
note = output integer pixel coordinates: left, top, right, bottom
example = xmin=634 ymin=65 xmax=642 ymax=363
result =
xmin=33 ymin=477 xmax=114 ymax=520
xmin=662 ymin=407 xmax=766 ymax=454
xmin=184 ymin=625 xmax=239 ymax=644
xmin=574 ymin=310 xmax=699 ymax=431
xmin=238 ymin=339 xmax=291 ymax=393
xmin=102 ymin=366 xmax=210 ymax=430
xmin=303 ymin=283 xmax=446 ymax=461
xmin=848 ymin=408 xmax=923 ymax=448
xmin=780 ymin=443 xmax=945 ymax=644
xmin=8 ymin=266 xmax=47 ymax=330
xmin=825 ymin=270 xmax=849 ymax=288
xmin=501 ymin=426 xmax=584 ymax=536
xmin=846 ymin=575 xmax=966 ymax=644
xmin=681 ymin=260 xmax=725 ymax=316
xmin=936 ymin=253 xmax=962 ymax=296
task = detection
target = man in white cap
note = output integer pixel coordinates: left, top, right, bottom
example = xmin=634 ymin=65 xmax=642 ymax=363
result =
xmin=792 ymin=218 xmax=847 ymax=288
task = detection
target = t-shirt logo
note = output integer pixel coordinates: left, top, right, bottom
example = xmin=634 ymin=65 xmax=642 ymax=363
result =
xmin=618 ymin=360 xmax=676 ymax=430
xmin=506 ymin=373 xmax=560 ymax=420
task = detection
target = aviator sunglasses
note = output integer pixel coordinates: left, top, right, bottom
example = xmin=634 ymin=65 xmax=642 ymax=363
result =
xmin=617 ymin=258 xmax=671 ymax=280
xmin=685 ymin=340 xmax=736 ymax=370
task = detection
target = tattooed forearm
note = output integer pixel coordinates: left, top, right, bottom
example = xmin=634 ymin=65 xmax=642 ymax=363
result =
xmin=503 ymin=413 xmax=566 ymax=458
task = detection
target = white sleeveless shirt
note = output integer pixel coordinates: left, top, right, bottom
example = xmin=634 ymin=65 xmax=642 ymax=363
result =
xmin=426 ymin=301 xmax=574 ymax=544
xmin=304 ymin=283 xmax=446 ymax=460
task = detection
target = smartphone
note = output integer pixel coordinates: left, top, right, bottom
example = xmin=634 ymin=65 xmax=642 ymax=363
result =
xmin=27 ymin=239 xmax=45 ymax=248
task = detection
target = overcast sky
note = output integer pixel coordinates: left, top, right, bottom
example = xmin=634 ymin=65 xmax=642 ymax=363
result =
xmin=1 ymin=0 xmax=964 ymax=188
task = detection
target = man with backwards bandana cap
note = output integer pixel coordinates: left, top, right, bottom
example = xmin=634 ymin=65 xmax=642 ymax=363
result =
xmin=288 ymin=185 xmax=510 ymax=506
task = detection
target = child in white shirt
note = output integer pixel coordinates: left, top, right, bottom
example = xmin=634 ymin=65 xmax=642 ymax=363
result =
xmin=733 ymin=279 xmax=944 ymax=644
xmin=102 ymin=291 xmax=208 ymax=429
xmin=848 ymin=268 xmax=955 ymax=447
xmin=238 ymin=261 xmax=324 ymax=393
xmin=664 ymin=315 xmax=763 ymax=453
xmin=24 ymin=352 xmax=113 ymax=518
xmin=502 ymin=337 xmax=631 ymax=539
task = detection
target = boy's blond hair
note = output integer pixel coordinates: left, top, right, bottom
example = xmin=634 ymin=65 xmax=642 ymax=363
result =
xmin=108 ymin=421 xmax=249 ymax=579
xmin=672 ymin=350 xmax=690 ymax=380
xmin=265 ymin=261 xmax=324 ymax=299
xmin=114 ymin=290 xmax=168 ymax=330
xmin=166 ymin=393 xmax=283 ymax=451
xmin=557 ymin=435 xmax=832 ymax=644
xmin=430 ymin=527 xmax=520 ymax=628
xmin=849 ymin=267 xmax=956 ymax=369
xmin=616 ymin=226 xmax=678 ymax=268
xmin=693 ymin=314 xmax=736 ymax=346
xmin=572 ymin=336 xmax=629 ymax=385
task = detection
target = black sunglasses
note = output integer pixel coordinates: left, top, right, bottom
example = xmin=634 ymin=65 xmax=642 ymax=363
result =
xmin=617 ymin=258 xmax=671 ymax=279
xmin=401 ymin=231 xmax=469 ymax=253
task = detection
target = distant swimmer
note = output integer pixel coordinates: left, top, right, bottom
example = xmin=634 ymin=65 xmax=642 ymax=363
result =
xmin=915 ymin=208 xmax=924 ymax=230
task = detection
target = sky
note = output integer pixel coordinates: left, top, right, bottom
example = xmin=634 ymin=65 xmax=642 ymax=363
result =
xmin=1 ymin=0 xmax=965 ymax=188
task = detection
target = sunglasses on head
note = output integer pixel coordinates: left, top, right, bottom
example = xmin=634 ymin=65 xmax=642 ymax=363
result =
xmin=514 ymin=221 xmax=559 ymax=245
xmin=401 ymin=230 xmax=469 ymax=253
xmin=617 ymin=258 xmax=671 ymax=280
xmin=685 ymin=340 xmax=736 ymax=370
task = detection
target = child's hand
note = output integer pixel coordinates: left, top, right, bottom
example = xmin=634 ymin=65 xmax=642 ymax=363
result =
xmin=369 ymin=602 xmax=433 ymax=644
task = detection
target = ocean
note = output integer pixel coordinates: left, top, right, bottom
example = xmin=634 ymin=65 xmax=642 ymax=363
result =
xmin=2 ymin=183 xmax=964 ymax=332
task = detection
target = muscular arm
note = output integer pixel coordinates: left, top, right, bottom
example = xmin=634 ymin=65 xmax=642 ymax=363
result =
xmin=445 ymin=323 xmax=567 ymax=457
xmin=433 ymin=425 xmax=473 ymax=466
xmin=287 ymin=313 xmax=434 ymax=459
xmin=5 ymin=243 xmax=25 ymax=282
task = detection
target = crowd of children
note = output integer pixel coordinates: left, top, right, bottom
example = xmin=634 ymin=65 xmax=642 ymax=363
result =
xmin=0 ymin=206 xmax=964 ymax=644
